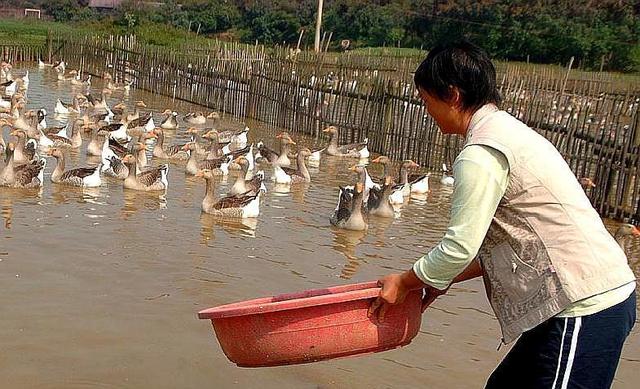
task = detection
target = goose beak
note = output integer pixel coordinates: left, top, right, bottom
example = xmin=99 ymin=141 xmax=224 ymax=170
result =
xmin=287 ymin=137 xmax=296 ymax=145
xmin=409 ymin=161 xmax=420 ymax=168
xmin=348 ymin=165 xmax=358 ymax=172
xmin=633 ymin=226 xmax=640 ymax=236
xmin=195 ymin=170 xmax=204 ymax=178
xmin=181 ymin=144 xmax=190 ymax=151
xmin=322 ymin=127 xmax=331 ymax=133
xmin=372 ymin=156 xmax=383 ymax=163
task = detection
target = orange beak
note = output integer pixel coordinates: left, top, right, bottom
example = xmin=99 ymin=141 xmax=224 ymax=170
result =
xmin=286 ymin=136 xmax=296 ymax=145
xmin=181 ymin=144 xmax=190 ymax=151
xmin=195 ymin=170 xmax=204 ymax=178
xmin=409 ymin=160 xmax=420 ymax=168
xmin=322 ymin=127 xmax=331 ymax=133
xmin=633 ymin=226 xmax=640 ymax=237
xmin=372 ymin=156 xmax=384 ymax=163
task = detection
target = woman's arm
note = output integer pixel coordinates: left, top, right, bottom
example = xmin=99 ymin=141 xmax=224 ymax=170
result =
xmin=368 ymin=259 xmax=483 ymax=321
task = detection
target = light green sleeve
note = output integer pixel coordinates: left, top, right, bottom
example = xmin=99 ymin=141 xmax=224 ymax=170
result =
xmin=413 ymin=145 xmax=509 ymax=290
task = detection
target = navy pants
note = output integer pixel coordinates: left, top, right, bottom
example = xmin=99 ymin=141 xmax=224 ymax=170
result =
xmin=486 ymin=290 xmax=636 ymax=389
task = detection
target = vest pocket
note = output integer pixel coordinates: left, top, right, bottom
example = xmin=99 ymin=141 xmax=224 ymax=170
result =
xmin=491 ymin=242 xmax=543 ymax=302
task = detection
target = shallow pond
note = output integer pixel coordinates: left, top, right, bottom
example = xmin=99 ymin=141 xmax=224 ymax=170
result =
xmin=1 ymin=67 xmax=638 ymax=388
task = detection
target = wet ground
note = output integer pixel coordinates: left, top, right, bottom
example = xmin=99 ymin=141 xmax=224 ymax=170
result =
xmin=0 ymin=67 xmax=638 ymax=388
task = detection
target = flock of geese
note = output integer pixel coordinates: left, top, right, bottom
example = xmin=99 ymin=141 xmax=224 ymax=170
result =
xmin=1 ymin=60 xmax=637 ymax=244
xmin=0 ymin=61 xmax=457 ymax=230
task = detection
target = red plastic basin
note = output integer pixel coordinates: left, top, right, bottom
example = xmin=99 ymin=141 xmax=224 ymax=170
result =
xmin=197 ymin=281 xmax=423 ymax=367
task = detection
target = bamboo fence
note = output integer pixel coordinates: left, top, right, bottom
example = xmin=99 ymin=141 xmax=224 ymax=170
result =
xmin=51 ymin=35 xmax=640 ymax=222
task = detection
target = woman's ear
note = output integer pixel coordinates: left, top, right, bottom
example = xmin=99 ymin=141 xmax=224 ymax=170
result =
xmin=449 ymin=86 xmax=463 ymax=109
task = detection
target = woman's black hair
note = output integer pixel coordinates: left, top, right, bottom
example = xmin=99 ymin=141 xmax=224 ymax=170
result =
xmin=414 ymin=40 xmax=501 ymax=112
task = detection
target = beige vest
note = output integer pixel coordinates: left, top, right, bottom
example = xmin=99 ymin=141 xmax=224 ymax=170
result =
xmin=464 ymin=105 xmax=635 ymax=343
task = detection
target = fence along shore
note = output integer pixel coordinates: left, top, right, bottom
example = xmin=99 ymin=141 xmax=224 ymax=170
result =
xmin=2 ymin=34 xmax=639 ymax=222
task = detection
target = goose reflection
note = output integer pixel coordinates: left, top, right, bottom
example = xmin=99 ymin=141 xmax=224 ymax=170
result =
xmin=1 ymin=197 xmax=12 ymax=229
xmin=51 ymin=184 xmax=102 ymax=205
xmin=121 ymin=190 xmax=167 ymax=219
xmin=199 ymin=212 xmax=258 ymax=243
xmin=330 ymin=228 xmax=367 ymax=279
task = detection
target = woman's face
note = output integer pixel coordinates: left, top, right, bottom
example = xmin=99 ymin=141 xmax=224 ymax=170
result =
xmin=417 ymin=87 xmax=465 ymax=135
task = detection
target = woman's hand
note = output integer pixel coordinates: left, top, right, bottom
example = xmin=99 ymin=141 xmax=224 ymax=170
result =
xmin=368 ymin=270 xmax=427 ymax=322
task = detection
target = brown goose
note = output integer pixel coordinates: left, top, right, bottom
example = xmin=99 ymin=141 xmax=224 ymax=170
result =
xmin=126 ymin=101 xmax=147 ymax=123
xmin=230 ymin=156 xmax=265 ymax=195
xmin=182 ymin=142 xmax=231 ymax=176
xmin=8 ymin=129 xmax=35 ymax=164
xmin=322 ymin=126 xmax=369 ymax=158
xmin=0 ymin=143 xmax=45 ymax=188
xmin=122 ymin=154 xmax=168 ymax=191
xmin=87 ymin=129 xmax=109 ymax=156
xmin=272 ymin=148 xmax=312 ymax=184
xmin=152 ymin=128 xmax=190 ymax=160
xmin=160 ymin=110 xmax=178 ymax=130
xmin=203 ymin=129 xmax=224 ymax=160
xmin=44 ymin=119 xmax=84 ymax=149
xmin=388 ymin=159 xmax=426 ymax=203
xmin=184 ymin=111 xmax=218 ymax=125
xmin=329 ymin=168 xmax=368 ymax=231
xmin=614 ymin=224 xmax=640 ymax=249
xmin=195 ymin=169 xmax=262 ymax=218
xmin=47 ymin=148 xmax=102 ymax=187
xmin=256 ymin=132 xmax=294 ymax=166
xmin=367 ymin=174 xmax=396 ymax=218
xmin=127 ymin=112 xmax=154 ymax=133
xmin=102 ymin=142 xmax=147 ymax=180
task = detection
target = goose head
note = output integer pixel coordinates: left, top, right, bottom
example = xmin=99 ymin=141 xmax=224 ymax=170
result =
xmin=195 ymin=169 xmax=214 ymax=180
xmin=46 ymin=147 xmax=64 ymax=158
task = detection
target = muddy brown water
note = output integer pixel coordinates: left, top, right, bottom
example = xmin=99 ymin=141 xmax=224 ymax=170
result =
xmin=1 ymin=67 xmax=638 ymax=388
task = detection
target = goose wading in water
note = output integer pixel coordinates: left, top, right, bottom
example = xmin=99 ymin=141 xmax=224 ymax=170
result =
xmin=126 ymin=101 xmax=148 ymax=122
xmin=182 ymin=142 xmax=231 ymax=176
xmin=272 ymin=148 xmax=312 ymax=184
xmin=255 ymin=132 xmax=295 ymax=167
xmin=388 ymin=158 xmax=430 ymax=196
xmin=184 ymin=112 xmax=218 ymax=125
xmin=122 ymin=154 xmax=168 ymax=192
xmin=152 ymin=128 xmax=190 ymax=160
xmin=159 ymin=110 xmax=178 ymax=130
xmin=364 ymin=161 xmax=397 ymax=218
xmin=54 ymin=94 xmax=84 ymax=114
xmin=322 ymin=125 xmax=369 ymax=159
xmin=196 ymin=169 xmax=263 ymax=218
xmin=229 ymin=156 xmax=265 ymax=196
xmin=47 ymin=148 xmax=101 ymax=187
xmin=329 ymin=175 xmax=368 ymax=231
xmin=0 ymin=143 xmax=46 ymax=188
xmin=441 ymin=163 xmax=454 ymax=186
xmin=614 ymin=223 xmax=640 ymax=250
xmin=8 ymin=129 xmax=36 ymax=165
xmin=225 ymin=143 xmax=255 ymax=171
xmin=103 ymin=142 xmax=148 ymax=180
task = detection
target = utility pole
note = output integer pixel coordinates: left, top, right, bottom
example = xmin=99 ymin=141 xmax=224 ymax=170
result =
xmin=314 ymin=0 xmax=324 ymax=52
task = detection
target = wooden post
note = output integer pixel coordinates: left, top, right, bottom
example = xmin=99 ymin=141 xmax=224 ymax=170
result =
xmin=47 ymin=29 xmax=53 ymax=63
xmin=314 ymin=0 xmax=324 ymax=52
